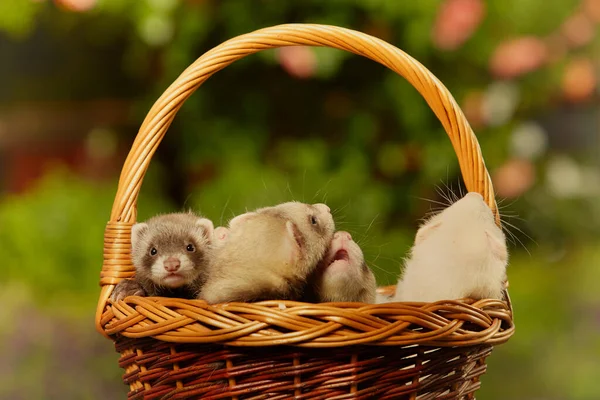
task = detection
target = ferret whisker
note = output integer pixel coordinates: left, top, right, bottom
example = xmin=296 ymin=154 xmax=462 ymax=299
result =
xmin=423 ymin=205 xmax=446 ymax=215
xmin=365 ymin=261 xmax=387 ymax=272
xmin=500 ymin=218 xmax=531 ymax=238
xmin=501 ymin=219 xmax=536 ymax=247
xmin=451 ymin=188 xmax=460 ymax=203
xmin=313 ymin=179 xmax=333 ymax=201
xmin=285 ymin=181 xmax=294 ymax=200
xmin=439 ymin=184 xmax=456 ymax=205
xmin=502 ymin=226 xmax=518 ymax=247
xmin=302 ymin=169 xmax=306 ymax=202
xmin=316 ymin=190 xmax=329 ymax=204
xmin=364 ymin=214 xmax=380 ymax=235
xmin=417 ymin=197 xmax=450 ymax=208
xmin=504 ymin=227 xmax=531 ymax=255
xmin=333 ymin=221 xmax=351 ymax=228
xmin=368 ymin=254 xmax=402 ymax=264
xmin=498 ymin=210 xmax=520 ymax=216
xmin=367 ymin=262 xmax=398 ymax=278
xmin=219 ymin=196 xmax=232 ymax=226
xmin=447 ymin=180 xmax=459 ymax=203
xmin=438 ymin=180 xmax=457 ymax=205
xmin=499 ymin=213 xmax=526 ymax=222
xmin=434 ymin=185 xmax=452 ymax=206
xmin=366 ymin=241 xmax=394 ymax=259
xmin=356 ymin=236 xmax=375 ymax=247
xmin=442 ymin=168 xmax=452 ymax=198
xmin=422 ymin=208 xmax=444 ymax=218
xmin=182 ymin=193 xmax=193 ymax=209
xmin=332 ymin=201 xmax=351 ymax=217
xmin=458 ymin=180 xmax=466 ymax=198
xmin=497 ymin=197 xmax=520 ymax=209
xmin=501 ymin=223 xmax=532 ymax=254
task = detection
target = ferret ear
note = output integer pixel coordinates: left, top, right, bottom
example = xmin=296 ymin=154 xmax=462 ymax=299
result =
xmin=285 ymin=220 xmax=303 ymax=249
xmin=214 ymin=226 xmax=229 ymax=242
xmin=131 ymin=223 xmax=148 ymax=248
xmin=229 ymin=212 xmax=257 ymax=229
xmin=196 ymin=218 xmax=214 ymax=240
xmin=282 ymin=220 xmax=302 ymax=262
xmin=486 ymin=230 xmax=508 ymax=262
xmin=414 ymin=221 xmax=441 ymax=245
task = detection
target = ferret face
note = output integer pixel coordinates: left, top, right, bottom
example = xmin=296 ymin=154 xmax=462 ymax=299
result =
xmin=257 ymin=201 xmax=336 ymax=267
xmin=314 ymin=231 xmax=376 ymax=303
xmin=131 ymin=213 xmax=214 ymax=288
xmin=258 ymin=201 xmax=335 ymax=240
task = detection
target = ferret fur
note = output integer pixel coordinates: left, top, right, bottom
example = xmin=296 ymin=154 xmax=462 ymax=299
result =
xmin=393 ymin=192 xmax=508 ymax=302
xmin=303 ymin=231 xmax=376 ymax=303
xmin=199 ymin=202 xmax=335 ymax=303
xmin=111 ymin=212 xmax=214 ymax=301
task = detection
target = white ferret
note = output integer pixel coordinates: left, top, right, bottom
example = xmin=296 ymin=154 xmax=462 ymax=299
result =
xmin=198 ymin=202 xmax=335 ymax=303
xmin=392 ymin=192 xmax=508 ymax=302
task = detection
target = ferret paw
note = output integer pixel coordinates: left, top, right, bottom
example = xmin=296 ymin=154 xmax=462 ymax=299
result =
xmin=110 ymin=279 xmax=146 ymax=302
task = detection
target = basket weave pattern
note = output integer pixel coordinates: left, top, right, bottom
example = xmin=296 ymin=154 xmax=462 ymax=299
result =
xmin=97 ymin=24 xmax=514 ymax=399
xmin=116 ymin=337 xmax=493 ymax=399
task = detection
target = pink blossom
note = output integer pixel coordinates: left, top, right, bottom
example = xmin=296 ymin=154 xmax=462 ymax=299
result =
xmin=54 ymin=0 xmax=97 ymax=12
xmin=277 ymin=46 xmax=317 ymax=79
xmin=432 ymin=0 xmax=486 ymax=50
xmin=562 ymin=57 xmax=597 ymax=102
xmin=492 ymin=159 xmax=536 ymax=198
xmin=490 ymin=37 xmax=548 ymax=78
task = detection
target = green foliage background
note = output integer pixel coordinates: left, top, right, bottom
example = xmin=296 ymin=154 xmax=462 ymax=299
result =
xmin=0 ymin=1 xmax=599 ymax=399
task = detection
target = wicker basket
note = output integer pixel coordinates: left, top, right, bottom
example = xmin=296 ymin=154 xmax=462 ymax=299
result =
xmin=97 ymin=24 xmax=515 ymax=399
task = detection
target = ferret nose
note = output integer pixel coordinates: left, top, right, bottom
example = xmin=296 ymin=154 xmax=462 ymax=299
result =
xmin=313 ymin=203 xmax=331 ymax=214
xmin=334 ymin=231 xmax=352 ymax=241
xmin=164 ymin=257 xmax=181 ymax=272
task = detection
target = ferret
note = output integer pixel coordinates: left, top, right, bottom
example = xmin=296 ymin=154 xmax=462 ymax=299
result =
xmin=302 ymin=231 xmax=376 ymax=303
xmin=198 ymin=202 xmax=335 ymax=304
xmin=392 ymin=192 xmax=508 ymax=302
xmin=110 ymin=212 xmax=214 ymax=301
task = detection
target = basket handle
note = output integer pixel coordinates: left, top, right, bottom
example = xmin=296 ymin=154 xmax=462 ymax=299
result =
xmin=96 ymin=23 xmax=500 ymax=334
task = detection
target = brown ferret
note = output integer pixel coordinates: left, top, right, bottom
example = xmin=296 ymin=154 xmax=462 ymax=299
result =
xmin=110 ymin=212 xmax=214 ymax=301
xmin=302 ymin=231 xmax=377 ymax=303
xmin=198 ymin=202 xmax=335 ymax=303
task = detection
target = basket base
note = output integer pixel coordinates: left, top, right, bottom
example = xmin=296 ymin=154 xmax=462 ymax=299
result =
xmin=115 ymin=336 xmax=492 ymax=399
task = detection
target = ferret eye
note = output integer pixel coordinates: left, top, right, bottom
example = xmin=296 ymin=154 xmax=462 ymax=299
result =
xmin=149 ymin=248 xmax=157 ymax=256
xmin=186 ymin=244 xmax=195 ymax=252
xmin=310 ymin=215 xmax=318 ymax=225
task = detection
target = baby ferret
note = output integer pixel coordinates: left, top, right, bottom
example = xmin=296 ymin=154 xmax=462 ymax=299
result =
xmin=393 ymin=192 xmax=508 ymax=302
xmin=198 ymin=202 xmax=335 ymax=304
xmin=110 ymin=212 xmax=214 ymax=301
xmin=302 ymin=231 xmax=376 ymax=303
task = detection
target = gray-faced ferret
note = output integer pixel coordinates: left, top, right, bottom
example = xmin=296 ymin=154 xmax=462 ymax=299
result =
xmin=392 ymin=192 xmax=508 ymax=302
xmin=302 ymin=231 xmax=376 ymax=303
xmin=198 ymin=202 xmax=335 ymax=304
xmin=110 ymin=212 xmax=214 ymax=301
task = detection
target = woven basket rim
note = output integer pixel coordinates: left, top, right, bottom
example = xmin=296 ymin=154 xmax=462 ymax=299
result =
xmin=96 ymin=23 xmax=514 ymax=349
xmin=105 ymin=294 xmax=513 ymax=348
